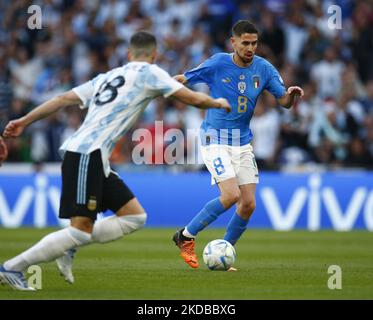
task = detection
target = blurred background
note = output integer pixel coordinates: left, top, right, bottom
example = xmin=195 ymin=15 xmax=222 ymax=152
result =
xmin=0 ymin=0 xmax=372 ymax=229
xmin=1 ymin=0 xmax=373 ymax=171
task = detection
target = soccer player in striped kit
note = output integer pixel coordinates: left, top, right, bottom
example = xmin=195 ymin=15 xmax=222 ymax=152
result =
xmin=0 ymin=31 xmax=231 ymax=290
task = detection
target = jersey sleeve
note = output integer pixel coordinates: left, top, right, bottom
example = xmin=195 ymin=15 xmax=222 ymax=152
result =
xmin=72 ymin=73 xmax=105 ymax=109
xmin=146 ymin=65 xmax=184 ymax=98
xmin=264 ymin=64 xmax=286 ymax=99
xmin=184 ymin=55 xmax=218 ymax=85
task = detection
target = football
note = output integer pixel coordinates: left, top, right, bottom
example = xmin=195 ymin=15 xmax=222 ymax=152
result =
xmin=203 ymin=239 xmax=236 ymax=271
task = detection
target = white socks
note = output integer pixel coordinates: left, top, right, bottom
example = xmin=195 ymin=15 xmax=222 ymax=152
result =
xmin=3 ymin=213 xmax=147 ymax=272
xmin=4 ymin=227 xmax=91 ymax=272
xmin=183 ymin=227 xmax=196 ymax=239
xmin=92 ymin=213 xmax=147 ymax=243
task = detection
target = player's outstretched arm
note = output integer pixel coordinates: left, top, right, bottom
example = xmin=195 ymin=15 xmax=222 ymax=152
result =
xmin=3 ymin=90 xmax=82 ymax=138
xmin=172 ymin=87 xmax=231 ymax=112
xmin=277 ymin=86 xmax=304 ymax=109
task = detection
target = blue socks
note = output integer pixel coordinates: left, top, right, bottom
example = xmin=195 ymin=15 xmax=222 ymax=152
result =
xmin=224 ymin=213 xmax=249 ymax=245
xmin=185 ymin=198 xmax=250 ymax=245
xmin=185 ymin=197 xmax=226 ymax=236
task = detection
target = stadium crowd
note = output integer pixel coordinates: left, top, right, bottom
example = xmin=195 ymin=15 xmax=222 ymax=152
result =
xmin=0 ymin=0 xmax=373 ymax=171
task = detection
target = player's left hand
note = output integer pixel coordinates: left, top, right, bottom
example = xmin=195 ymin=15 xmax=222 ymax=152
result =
xmin=3 ymin=118 xmax=27 ymax=138
xmin=287 ymin=86 xmax=304 ymax=98
xmin=0 ymin=136 xmax=8 ymax=166
xmin=215 ymin=98 xmax=231 ymax=113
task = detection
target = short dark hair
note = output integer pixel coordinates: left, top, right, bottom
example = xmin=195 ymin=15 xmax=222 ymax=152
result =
xmin=129 ymin=31 xmax=157 ymax=57
xmin=232 ymin=20 xmax=258 ymax=37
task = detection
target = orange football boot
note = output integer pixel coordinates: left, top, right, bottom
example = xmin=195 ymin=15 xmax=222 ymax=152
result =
xmin=172 ymin=229 xmax=199 ymax=268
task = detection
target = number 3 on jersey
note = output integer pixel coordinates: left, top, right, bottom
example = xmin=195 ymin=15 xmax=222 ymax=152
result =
xmin=95 ymin=76 xmax=125 ymax=106
xmin=213 ymin=157 xmax=225 ymax=175
xmin=237 ymin=95 xmax=248 ymax=113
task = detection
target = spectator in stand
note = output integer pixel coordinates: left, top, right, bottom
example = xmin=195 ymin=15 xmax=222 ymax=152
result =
xmin=260 ymin=10 xmax=285 ymax=67
xmin=310 ymin=46 xmax=345 ymax=100
xmin=365 ymin=116 xmax=373 ymax=161
xmin=344 ymin=136 xmax=373 ymax=168
xmin=250 ymin=94 xmax=281 ymax=170
xmin=361 ymin=80 xmax=373 ymax=114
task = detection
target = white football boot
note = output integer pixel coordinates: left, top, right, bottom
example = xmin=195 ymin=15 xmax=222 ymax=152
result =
xmin=56 ymin=248 xmax=76 ymax=284
xmin=0 ymin=265 xmax=36 ymax=291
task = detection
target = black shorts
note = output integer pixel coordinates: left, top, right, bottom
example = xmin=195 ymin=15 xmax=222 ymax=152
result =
xmin=59 ymin=150 xmax=135 ymax=220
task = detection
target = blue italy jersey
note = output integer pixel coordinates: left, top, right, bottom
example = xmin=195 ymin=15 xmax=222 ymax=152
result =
xmin=185 ymin=53 xmax=286 ymax=146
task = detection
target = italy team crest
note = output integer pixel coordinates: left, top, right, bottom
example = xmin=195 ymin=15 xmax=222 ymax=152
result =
xmin=252 ymin=76 xmax=260 ymax=89
xmin=238 ymin=81 xmax=246 ymax=93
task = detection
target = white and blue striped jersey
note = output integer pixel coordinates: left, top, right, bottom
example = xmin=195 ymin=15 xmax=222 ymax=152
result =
xmin=60 ymin=61 xmax=183 ymax=176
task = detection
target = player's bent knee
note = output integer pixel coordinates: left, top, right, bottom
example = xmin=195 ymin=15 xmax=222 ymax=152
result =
xmin=92 ymin=213 xmax=147 ymax=244
xmin=238 ymin=200 xmax=256 ymax=218
xmin=120 ymin=212 xmax=147 ymax=235
xmin=221 ymin=191 xmax=240 ymax=208
xmin=71 ymin=217 xmax=94 ymax=234
xmin=247 ymin=200 xmax=256 ymax=213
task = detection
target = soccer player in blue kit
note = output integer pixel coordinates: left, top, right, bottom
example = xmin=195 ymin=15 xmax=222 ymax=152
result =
xmin=173 ymin=20 xmax=304 ymax=270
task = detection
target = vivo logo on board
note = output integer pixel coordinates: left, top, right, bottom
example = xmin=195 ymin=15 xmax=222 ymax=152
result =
xmin=0 ymin=173 xmax=372 ymax=230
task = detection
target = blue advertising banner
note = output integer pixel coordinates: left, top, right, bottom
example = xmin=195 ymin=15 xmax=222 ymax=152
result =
xmin=0 ymin=171 xmax=372 ymax=230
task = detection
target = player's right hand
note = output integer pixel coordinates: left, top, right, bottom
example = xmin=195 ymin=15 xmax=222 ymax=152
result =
xmin=173 ymin=74 xmax=187 ymax=84
xmin=3 ymin=118 xmax=27 ymax=138
xmin=216 ymin=98 xmax=231 ymax=113
xmin=0 ymin=136 xmax=8 ymax=166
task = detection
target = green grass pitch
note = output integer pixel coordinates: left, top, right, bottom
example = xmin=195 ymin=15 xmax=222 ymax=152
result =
xmin=0 ymin=228 xmax=372 ymax=299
